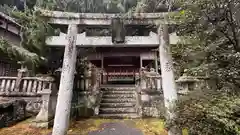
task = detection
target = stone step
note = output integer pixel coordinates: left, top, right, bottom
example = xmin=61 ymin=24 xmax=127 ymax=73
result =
xmin=100 ymin=103 xmax=135 ymax=108
xmin=102 ymin=90 xmax=135 ymax=95
xmin=101 ymin=84 xmax=135 ymax=88
xmin=99 ymin=107 xmax=136 ymax=114
xmin=101 ymin=98 xmax=136 ymax=103
xmin=102 ymin=94 xmax=135 ymax=98
xmin=101 ymin=88 xmax=136 ymax=91
xmin=101 ymin=87 xmax=136 ymax=90
xmin=98 ymin=113 xmax=140 ymax=119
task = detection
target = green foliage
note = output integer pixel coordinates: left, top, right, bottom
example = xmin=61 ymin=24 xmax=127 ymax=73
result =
xmin=11 ymin=10 xmax=53 ymax=57
xmin=13 ymin=10 xmax=53 ymax=69
xmin=169 ymin=1 xmax=240 ymax=134
xmin=26 ymin=0 xmax=37 ymax=9
xmin=0 ymin=6 xmax=54 ymax=70
xmin=171 ymin=0 xmax=240 ymax=88
xmin=0 ymin=38 xmax=43 ymax=65
xmin=170 ymin=90 xmax=240 ymax=135
xmin=38 ymin=0 xmax=171 ymax=13
xmin=38 ymin=0 xmax=122 ymax=13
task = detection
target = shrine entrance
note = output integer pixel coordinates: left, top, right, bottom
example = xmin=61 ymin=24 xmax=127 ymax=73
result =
xmin=103 ymin=56 xmax=140 ymax=84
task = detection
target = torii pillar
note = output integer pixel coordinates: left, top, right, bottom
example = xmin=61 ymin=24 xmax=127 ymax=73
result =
xmin=52 ymin=24 xmax=78 ymax=135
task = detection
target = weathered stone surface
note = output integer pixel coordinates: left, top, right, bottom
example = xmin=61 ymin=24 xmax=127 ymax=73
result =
xmin=31 ymin=79 xmax=58 ymax=128
xmin=31 ymin=120 xmax=54 ymax=128
xmin=88 ymin=122 xmax=143 ymax=135
xmin=0 ymin=98 xmax=26 ymax=128
xmin=39 ymin=9 xmax=171 ymax=25
xmin=70 ymin=91 xmax=102 ymax=118
xmin=140 ymin=91 xmax=165 ymax=118
xmin=176 ymin=76 xmax=217 ymax=94
xmin=98 ymin=87 xmax=138 ymax=118
xmin=24 ymin=97 xmax=42 ymax=114
xmin=1 ymin=97 xmax=42 ymax=114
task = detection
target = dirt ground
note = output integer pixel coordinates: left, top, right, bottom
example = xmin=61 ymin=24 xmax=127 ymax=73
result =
xmin=0 ymin=118 xmax=169 ymax=135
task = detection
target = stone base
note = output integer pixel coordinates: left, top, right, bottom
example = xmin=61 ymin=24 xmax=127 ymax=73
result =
xmin=0 ymin=99 xmax=26 ymax=128
xmin=30 ymin=119 xmax=53 ymax=128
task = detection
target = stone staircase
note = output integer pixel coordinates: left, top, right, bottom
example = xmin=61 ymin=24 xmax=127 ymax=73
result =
xmin=98 ymin=85 xmax=139 ymax=118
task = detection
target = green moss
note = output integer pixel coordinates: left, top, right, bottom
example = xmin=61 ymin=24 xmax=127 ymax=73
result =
xmin=0 ymin=117 xmax=171 ymax=135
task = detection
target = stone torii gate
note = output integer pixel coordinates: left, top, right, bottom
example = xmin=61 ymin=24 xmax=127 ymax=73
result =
xmin=39 ymin=9 xmax=179 ymax=135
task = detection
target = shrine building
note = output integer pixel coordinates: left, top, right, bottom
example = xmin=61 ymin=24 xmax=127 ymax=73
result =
xmin=43 ymin=10 xmax=180 ymax=85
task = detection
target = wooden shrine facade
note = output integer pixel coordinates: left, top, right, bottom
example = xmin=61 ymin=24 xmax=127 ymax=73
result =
xmin=0 ymin=12 xmax=21 ymax=76
xmin=88 ymin=47 xmax=157 ymax=84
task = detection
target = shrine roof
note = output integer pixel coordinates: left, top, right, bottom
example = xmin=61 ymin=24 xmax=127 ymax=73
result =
xmin=0 ymin=12 xmax=21 ymax=36
xmin=0 ymin=12 xmax=20 ymax=27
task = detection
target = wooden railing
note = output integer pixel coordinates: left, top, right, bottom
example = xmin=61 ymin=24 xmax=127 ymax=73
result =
xmin=101 ymin=69 xmax=138 ymax=84
xmin=0 ymin=76 xmax=55 ymax=96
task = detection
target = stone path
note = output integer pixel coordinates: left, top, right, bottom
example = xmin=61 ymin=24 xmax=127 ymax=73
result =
xmin=88 ymin=122 xmax=144 ymax=135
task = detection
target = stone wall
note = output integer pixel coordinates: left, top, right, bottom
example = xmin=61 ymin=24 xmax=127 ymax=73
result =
xmin=71 ymin=91 xmax=102 ymax=118
xmin=140 ymin=90 xmax=165 ymax=118
xmin=1 ymin=91 xmax=102 ymax=119
xmin=0 ymin=98 xmax=26 ymax=128
xmin=1 ymin=97 xmax=42 ymax=115
xmin=139 ymin=76 xmax=217 ymax=118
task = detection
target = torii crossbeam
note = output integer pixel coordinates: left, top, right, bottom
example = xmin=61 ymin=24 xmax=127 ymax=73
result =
xmin=39 ymin=9 xmax=175 ymax=25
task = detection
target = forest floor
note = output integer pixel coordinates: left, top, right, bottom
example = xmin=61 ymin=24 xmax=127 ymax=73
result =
xmin=0 ymin=118 xmax=171 ymax=135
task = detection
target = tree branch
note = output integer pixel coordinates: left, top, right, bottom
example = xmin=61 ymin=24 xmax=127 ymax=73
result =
xmin=226 ymin=2 xmax=240 ymax=51
xmin=203 ymin=11 xmax=236 ymax=47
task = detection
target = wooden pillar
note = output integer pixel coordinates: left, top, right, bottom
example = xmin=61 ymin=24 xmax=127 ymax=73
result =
xmin=52 ymin=24 xmax=78 ymax=135
xmin=101 ymin=56 xmax=104 ymax=69
xmin=140 ymin=55 xmax=143 ymax=68
xmin=102 ymin=56 xmax=107 ymax=84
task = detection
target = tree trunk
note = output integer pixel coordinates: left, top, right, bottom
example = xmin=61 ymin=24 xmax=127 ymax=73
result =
xmin=158 ymin=24 xmax=181 ymax=135
xmin=52 ymin=24 xmax=78 ymax=135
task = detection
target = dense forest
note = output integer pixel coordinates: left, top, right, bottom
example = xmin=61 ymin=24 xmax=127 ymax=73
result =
xmin=0 ymin=0 xmax=240 ymax=135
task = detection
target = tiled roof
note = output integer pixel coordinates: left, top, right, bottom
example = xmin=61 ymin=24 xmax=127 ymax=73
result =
xmin=0 ymin=12 xmax=21 ymax=27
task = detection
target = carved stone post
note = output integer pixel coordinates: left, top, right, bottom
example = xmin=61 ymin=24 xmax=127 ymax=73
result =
xmin=135 ymin=72 xmax=143 ymax=117
xmin=102 ymin=72 xmax=107 ymax=84
xmin=91 ymin=67 xmax=97 ymax=91
xmin=80 ymin=75 xmax=85 ymax=90
xmin=31 ymin=77 xmax=57 ymax=128
xmin=157 ymin=76 xmax=162 ymax=91
xmin=85 ymin=68 xmax=91 ymax=91
xmin=149 ymin=68 xmax=156 ymax=89
xmin=140 ymin=68 xmax=147 ymax=90
xmin=135 ymin=72 xmax=140 ymax=90
xmin=15 ymin=62 xmax=28 ymax=92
